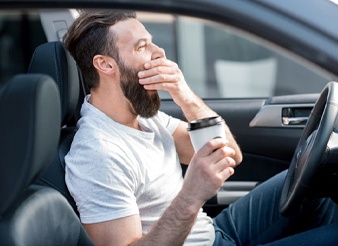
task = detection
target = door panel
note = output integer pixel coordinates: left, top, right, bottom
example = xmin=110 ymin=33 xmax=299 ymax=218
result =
xmin=160 ymin=93 xmax=319 ymax=213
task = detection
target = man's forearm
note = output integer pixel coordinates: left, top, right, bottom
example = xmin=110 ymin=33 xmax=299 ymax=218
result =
xmin=132 ymin=191 xmax=200 ymax=246
xmin=177 ymin=91 xmax=217 ymax=122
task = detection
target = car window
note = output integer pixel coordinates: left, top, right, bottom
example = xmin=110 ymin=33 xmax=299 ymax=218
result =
xmin=139 ymin=13 xmax=331 ymax=99
xmin=0 ymin=10 xmax=47 ymax=86
xmin=0 ymin=10 xmax=331 ymax=99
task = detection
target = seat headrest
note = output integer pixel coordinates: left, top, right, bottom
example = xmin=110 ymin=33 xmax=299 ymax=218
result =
xmin=28 ymin=41 xmax=79 ymax=126
xmin=0 ymin=74 xmax=61 ymax=215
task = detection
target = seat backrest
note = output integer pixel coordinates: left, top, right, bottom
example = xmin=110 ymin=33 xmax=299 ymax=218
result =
xmin=28 ymin=41 xmax=81 ymax=213
xmin=0 ymin=74 xmax=93 ymax=245
xmin=28 ymin=41 xmax=80 ymax=126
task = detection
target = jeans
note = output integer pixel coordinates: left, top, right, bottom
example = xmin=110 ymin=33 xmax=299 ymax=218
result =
xmin=213 ymin=170 xmax=338 ymax=245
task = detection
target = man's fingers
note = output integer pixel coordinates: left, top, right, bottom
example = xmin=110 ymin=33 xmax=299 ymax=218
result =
xmin=138 ymin=66 xmax=173 ymax=79
xmin=138 ymin=58 xmax=180 ymax=84
xmin=196 ymin=139 xmax=236 ymax=180
xmin=211 ymin=156 xmax=236 ymax=173
xmin=143 ymin=58 xmax=177 ymax=69
xmin=139 ymin=72 xmax=179 ymax=85
xmin=196 ymin=138 xmax=228 ymax=157
xmin=219 ymin=167 xmax=235 ymax=180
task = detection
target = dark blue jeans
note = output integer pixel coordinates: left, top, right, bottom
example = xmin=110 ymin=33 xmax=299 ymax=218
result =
xmin=213 ymin=170 xmax=338 ymax=245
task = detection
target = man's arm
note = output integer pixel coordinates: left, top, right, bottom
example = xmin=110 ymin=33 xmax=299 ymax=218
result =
xmin=83 ymin=196 xmax=197 ymax=246
xmin=139 ymin=58 xmax=243 ymax=165
xmin=83 ymin=215 xmax=143 ymax=246
xmin=172 ymin=121 xmax=194 ymax=165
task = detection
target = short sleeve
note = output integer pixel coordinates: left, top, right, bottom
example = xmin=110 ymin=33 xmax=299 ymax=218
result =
xmin=65 ymin=138 xmax=140 ymax=224
xmin=156 ymin=111 xmax=180 ymax=135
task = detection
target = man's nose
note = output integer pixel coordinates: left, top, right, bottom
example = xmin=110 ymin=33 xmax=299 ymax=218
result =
xmin=151 ymin=44 xmax=166 ymax=60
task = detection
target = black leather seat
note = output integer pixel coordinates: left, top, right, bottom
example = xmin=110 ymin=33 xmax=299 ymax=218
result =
xmin=0 ymin=74 xmax=93 ymax=245
xmin=28 ymin=41 xmax=82 ymax=214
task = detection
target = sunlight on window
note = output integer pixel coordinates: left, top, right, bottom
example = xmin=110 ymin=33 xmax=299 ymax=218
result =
xmin=330 ymin=0 xmax=338 ymax=5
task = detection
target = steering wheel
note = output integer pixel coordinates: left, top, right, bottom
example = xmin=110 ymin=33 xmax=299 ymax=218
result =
xmin=279 ymin=81 xmax=338 ymax=216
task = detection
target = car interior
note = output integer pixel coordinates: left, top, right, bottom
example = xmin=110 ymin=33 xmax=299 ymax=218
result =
xmin=1 ymin=3 xmax=338 ymax=244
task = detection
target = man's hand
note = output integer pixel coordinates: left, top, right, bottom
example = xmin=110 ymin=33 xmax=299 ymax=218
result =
xmin=182 ymin=138 xmax=236 ymax=209
xmin=138 ymin=58 xmax=194 ymax=107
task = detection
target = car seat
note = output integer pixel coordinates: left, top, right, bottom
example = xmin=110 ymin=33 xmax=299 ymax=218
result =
xmin=0 ymin=74 xmax=93 ymax=245
xmin=28 ymin=41 xmax=84 ymax=214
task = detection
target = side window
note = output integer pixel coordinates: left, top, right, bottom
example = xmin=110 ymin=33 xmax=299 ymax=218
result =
xmin=140 ymin=13 xmax=331 ymax=99
xmin=0 ymin=10 xmax=47 ymax=86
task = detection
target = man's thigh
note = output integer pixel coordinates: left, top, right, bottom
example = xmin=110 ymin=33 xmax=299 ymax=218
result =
xmin=262 ymin=223 xmax=338 ymax=246
xmin=213 ymin=170 xmax=338 ymax=245
xmin=213 ymin=170 xmax=292 ymax=245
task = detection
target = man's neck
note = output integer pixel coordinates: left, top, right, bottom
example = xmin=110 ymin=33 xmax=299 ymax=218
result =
xmin=89 ymin=90 xmax=140 ymax=130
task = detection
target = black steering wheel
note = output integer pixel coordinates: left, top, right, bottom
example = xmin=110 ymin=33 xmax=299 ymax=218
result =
xmin=279 ymin=81 xmax=338 ymax=216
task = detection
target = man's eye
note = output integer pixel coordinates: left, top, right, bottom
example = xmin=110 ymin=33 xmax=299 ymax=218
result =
xmin=138 ymin=45 xmax=146 ymax=50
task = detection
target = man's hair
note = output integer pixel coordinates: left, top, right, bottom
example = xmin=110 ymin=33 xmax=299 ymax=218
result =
xmin=63 ymin=10 xmax=136 ymax=90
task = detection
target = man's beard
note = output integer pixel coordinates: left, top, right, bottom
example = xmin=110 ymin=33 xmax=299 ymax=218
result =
xmin=119 ymin=61 xmax=161 ymax=118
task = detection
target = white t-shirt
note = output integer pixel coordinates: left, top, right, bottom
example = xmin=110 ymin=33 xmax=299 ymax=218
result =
xmin=65 ymin=95 xmax=215 ymax=245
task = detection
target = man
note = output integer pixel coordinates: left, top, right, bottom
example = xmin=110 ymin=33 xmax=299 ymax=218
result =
xmin=64 ymin=10 xmax=338 ymax=245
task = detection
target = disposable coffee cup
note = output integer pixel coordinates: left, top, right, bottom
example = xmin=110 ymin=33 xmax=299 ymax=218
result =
xmin=187 ymin=116 xmax=226 ymax=152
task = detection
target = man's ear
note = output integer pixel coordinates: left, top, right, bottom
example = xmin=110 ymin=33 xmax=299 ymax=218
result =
xmin=93 ymin=55 xmax=117 ymax=75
